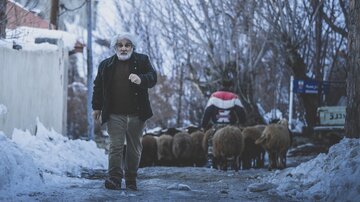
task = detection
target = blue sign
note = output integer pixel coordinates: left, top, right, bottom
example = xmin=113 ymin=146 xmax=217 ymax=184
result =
xmin=293 ymin=79 xmax=319 ymax=94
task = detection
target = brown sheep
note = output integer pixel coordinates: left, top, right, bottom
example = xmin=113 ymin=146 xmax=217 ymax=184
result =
xmin=202 ymin=128 xmax=217 ymax=168
xmin=212 ymin=125 xmax=244 ymax=171
xmin=202 ymin=128 xmax=216 ymax=155
xmin=139 ymin=134 xmax=158 ymax=168
xmin=241 ymin=124 xmax=266 ymax=169
xmin=190 ymin=131 xmax=207 ymax=167
xmin=172 ymin=132 xmax=193 ymax=166
xmin=255 ymin=119 xmax=291 ymax=170
xmin=156 ymin=134 xmax=174 ymax=166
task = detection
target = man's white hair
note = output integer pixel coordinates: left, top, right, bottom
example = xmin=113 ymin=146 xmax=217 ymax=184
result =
xmin=110 ymin=32 xmax=139 ymax=51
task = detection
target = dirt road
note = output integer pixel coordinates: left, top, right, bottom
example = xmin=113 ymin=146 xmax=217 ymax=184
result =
xmin=8 ymin=139 xmax=325 ymax=202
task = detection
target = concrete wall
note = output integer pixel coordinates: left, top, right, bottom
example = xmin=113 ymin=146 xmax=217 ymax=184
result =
xmin=0 ymin=44 xmax=68 ymax=137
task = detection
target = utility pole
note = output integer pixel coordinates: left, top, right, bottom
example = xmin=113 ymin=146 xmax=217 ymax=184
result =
xmin=86 ymin=0 xmax=94 ymax=140
xmin=50 ymin=0 xmax=59 ymax=29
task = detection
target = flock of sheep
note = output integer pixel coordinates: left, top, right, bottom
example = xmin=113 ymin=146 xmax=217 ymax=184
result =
xmin=139 ymin=119 xmax=292 ymax=171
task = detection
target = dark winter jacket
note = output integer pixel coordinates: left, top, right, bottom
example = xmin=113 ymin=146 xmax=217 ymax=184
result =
xmin=201 ymin=91 xmax=246 ymax=129
xmin=92 ymin=53 xmax=157 ymax=124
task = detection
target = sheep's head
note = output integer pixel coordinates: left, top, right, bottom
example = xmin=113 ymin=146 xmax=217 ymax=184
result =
xmin=278 ymin=118 xmax=288 ymax=127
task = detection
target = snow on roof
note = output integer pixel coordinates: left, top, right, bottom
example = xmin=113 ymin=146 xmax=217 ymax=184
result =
xmin=8 ymin=0 xmax=29 ymax=11
xmin=5 ymin=26 xmax=77 ymax=51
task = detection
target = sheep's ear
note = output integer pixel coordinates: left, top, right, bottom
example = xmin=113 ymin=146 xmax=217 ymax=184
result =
xmin=255 ymin=135 xmax=266 ymax=144
xmin=278 ymin=118 xmax=288 ymax=126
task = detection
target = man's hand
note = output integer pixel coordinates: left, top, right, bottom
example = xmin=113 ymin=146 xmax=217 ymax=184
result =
xmin=129 ymin=73 xmax=141 ymax=85
xmin=92 ymin=110 xmax=101 ymax=121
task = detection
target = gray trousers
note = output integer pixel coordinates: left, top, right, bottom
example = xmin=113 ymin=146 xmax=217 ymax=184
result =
xmin=107 ymin=114 xmax=145 ymax=181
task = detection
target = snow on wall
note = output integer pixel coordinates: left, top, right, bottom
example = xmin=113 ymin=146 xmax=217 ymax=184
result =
xmin=0 ymin=104 xmax=7 ymax=115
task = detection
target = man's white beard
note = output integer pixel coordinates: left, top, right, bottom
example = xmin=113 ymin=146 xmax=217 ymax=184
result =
xmin=116 ymin=49 xmax=133 ymax=61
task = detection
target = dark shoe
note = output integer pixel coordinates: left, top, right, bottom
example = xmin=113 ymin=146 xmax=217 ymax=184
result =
xmin=105 ymin=177 xmax=121 ymax=190
xmin=126 ymin=180 xmax=137 ymax=191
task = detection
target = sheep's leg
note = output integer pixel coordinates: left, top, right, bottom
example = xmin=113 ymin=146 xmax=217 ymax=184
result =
xmin=242 ymin=155 xmax=251 ymax=169
xmin=257 ymin=150 xmax=265 ymax=168
xmin=216 ymin=157 xmax=228 ymax=171
xmin=278 ymin=150 xmax=287 ymax=169
xmin=268 ymin=151 xmax=276 ymax=171
xmin=221 ymin=157 xmax=228 ymax=171
xmin=211 ymin=156 xmax=217 ymax=169
xmin=232 ymin=156 xmax=240 ymax=172
xmin=283 ymin=150 xmax=287 ymax=168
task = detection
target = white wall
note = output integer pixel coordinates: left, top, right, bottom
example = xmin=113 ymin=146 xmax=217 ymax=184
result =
xmin=0 ymin=45 xmax=68 ymax=137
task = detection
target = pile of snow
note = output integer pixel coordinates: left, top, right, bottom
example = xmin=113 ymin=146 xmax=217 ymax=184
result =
xmin=0 ymin=132 xmax=44 ymax=192
xmin=263 ymin=108 xmax=283 ymax=124
xmin=290 ymin=117 xmax=305 ymax=133
xmin=250 ymin=138 xmax=360 ymax=201
xmin=11 ymin=119 xmax=107 ymax=177
xmin=0 ymin=118 xmax=107 ymax=198
xmin=68 ymin=81 xmax=87 ymax=93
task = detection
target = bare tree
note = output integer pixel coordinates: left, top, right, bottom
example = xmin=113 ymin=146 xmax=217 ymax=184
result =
xmin=95 ymin=0 xmax=349 ymax=129
xmin=312 ymin=0 xmax=323 ymax=80
xmin=259 ymin=0 xmax=348 ymax=128
xmin=158 ymin=0 xmax=269 ymax=125
xmin=345 ymin=0 xmax=360 ymax=138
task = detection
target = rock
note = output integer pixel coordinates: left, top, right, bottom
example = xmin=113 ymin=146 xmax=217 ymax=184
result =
xmin=247 ymin=182 xmax=277 ymax=192
xmin=167 ymin=183 xmax=191 ymax=191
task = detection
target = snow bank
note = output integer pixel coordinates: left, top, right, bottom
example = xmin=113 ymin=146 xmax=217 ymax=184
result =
xmin=11 ymin=119 xmax=107 ymax=177
xmin=254 ymin=138 xmax=360 ymax=201
xmin=0 ymin=132 xmax=44 ymax=193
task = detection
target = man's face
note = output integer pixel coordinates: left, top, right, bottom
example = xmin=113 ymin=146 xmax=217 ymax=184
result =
xmin=115 ymin=39 xmax=133 ymax=61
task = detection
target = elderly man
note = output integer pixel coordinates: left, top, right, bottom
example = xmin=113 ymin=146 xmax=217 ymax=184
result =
xmin=92 ymin=32 xmax=157 ymax=191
